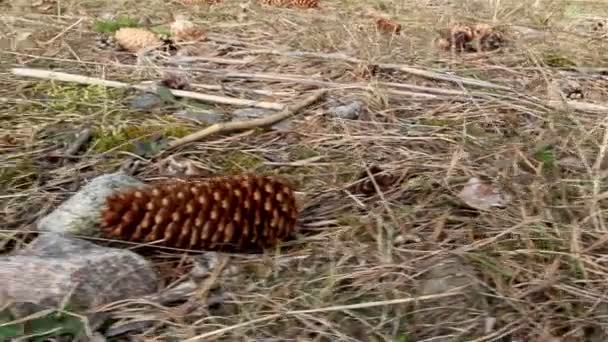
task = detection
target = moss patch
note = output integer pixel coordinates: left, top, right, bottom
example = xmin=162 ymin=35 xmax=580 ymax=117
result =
xmin=0 ymin=158 xmax=37 ymax=189
xmin=92 ymin=16 xmax=139 ymax=34
xmin=216 ymin=151 xmax=265 ymax=173
xmin=21 ymin=82 xmax=129 ymax=116
xmin=91 ymin=121 xmax=194 ymax=153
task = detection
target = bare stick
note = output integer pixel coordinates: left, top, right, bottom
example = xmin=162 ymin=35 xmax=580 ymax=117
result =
xmin=10 ymin=68 xmax=285 ymax=110
xmin=166 ymin=90 xmax=326 ymax=150
xmin=547 ymin=100 xmax=608 ymax=114
xmin=64 ymin=128 xmax=93 ymax=157
xmin=227 ymin=48 xmax=511 ymax=91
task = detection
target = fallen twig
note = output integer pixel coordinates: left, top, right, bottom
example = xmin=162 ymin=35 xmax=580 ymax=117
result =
xmin=227 ymin=48 xmax=512 ymax=91
xmin=167 ymin=56 xmax=253 ymax=65
xmin=546 ymin=100 xmax=608 ymax=114
xmin=10 ymin=68 xmax=285 ymax=110
xmin=64 ymin=128 xmax=93 ymax=157
xmin=165 ymin=90 xmax=327 ymax=150
xmin=200 ymin=70 xmax=607 ymax=114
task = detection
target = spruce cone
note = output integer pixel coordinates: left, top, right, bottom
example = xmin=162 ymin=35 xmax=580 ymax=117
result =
xmin=100 ymin=175 xmax=298 ymax=253
xmin=291 ymin=0 xmax=319 ymax=8
xmin=170 ymin=16 xmax=205 ymax=43
xmin=114 ymin=27 xmax=162 ymax=53
xmin=376 ymin=18 xmax=402 ymax=35
xmin=177 ymin=0 xmax=223 ymax=4
xmin=438 ymin=23 xmax=504 ymax=52
xmin=258 ymin=0 xmax=319 ymax=8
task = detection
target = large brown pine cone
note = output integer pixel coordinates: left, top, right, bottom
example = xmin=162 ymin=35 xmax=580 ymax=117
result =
xmin=258 ymin=0 xmax=319 ymax=8
xmin=100 ymin=174 xmax=298 ymax=253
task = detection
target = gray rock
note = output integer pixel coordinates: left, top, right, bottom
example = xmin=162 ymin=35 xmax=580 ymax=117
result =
xmin=130 ymin=93 xmax=162 ymax=110
xmin=418 ymin=257 xmax=476 ymax=296
xmin=173 ymin=109 xmax=224 ymax=124
xmin=232 ymin=107 xmax=273 ymax=120
xmin=0 ymin=233 xmax=158 ymax=316
xmin=412 ymin=256 xmax=487 ymax=337
xmin=36 ymin=172 xmax=144 ymax=236
xmin=271 ymin=119 xmax=294 ymax=132
xmin=231 ymin=107 xmax=293 ymax=131
xmin=328 ymin=101 xmax=364 ymax=120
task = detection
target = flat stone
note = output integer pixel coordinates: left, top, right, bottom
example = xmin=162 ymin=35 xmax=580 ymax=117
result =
xmin=36 ymin=172 xmax=144 ymax=236
xmin=0 ymin=233 xmax=158 ymax=316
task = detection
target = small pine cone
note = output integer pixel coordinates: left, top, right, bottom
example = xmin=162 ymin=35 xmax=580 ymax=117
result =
xmin=257 ymin=0 xmax=288 ymax=6
xmin=353 ymin=63 xmax=378 ymax=80
xmin=170 ymin=16 xmax=205 ymax=43
xmin=100 ymin=175 xmax=298 ymax=253
xmin=161 ymin=71 xmax=192 ymax=90
xmin=258 ymin=0 xmax=318 ymax=8
xmin=94 ymin=34 xmax=117 ymax=50
xmin=472 ymin=23 xmax=493 ymax=38
xmin=376 ymin=18 xmax=401 ymax=35
xmin=114 ymin=27 xmax=162 ymax=53
xmin=473 ymin=24 xmax=505 ymax=51
xmin=289 ymin=0 xmax=319 ymax=8
xmin=178 ymin=0 xmax=223 ymax=4
xmin=439 ymin=24 xmax=474 ymax=52
xmin=349 ymin=165 xmax=399 ymax=196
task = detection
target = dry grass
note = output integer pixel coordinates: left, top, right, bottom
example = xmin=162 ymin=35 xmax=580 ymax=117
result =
xmin=2 ymin=0 xmax=608 ymax=341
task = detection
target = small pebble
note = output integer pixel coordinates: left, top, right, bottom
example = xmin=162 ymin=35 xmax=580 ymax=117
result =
xmin=173 ymin=109 xmax=223 ymax=124
xmin=130 ymin=93 xmax=162 ymax=110
xmin=328 ymin=101 xmax=364 ymax=120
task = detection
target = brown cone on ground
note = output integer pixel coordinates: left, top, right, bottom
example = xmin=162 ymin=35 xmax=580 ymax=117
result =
xmin=258 ymin=0 xmax=319 ymax=8
xmin=177 ymin=0 xmax=223 ymax=4
xmin=114 ymin=27 xmax=163 ymax=53
xmin=376 ymin=18 xmax=402 ymax=35
xmin=438 ymin=22 xmax=505 ymax=52
xmin=170 ymin=15 xmax=205 ymax=43
xmin=100 ymin=174 xmax=299 ymax=253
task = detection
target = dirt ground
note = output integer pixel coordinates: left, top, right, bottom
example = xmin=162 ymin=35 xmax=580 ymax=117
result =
xmin=2 ymin=0 xmax=608 ymax=341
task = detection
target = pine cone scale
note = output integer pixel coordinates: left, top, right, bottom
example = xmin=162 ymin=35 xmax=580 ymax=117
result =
xmin=100 ymin=175 xmax=298 ymax=252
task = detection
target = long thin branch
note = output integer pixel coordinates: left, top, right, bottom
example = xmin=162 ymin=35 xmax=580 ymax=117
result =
xmin=205 ymin=70 xmax=608 ymax=113
xmin=166 ymin=90 xmax=327 ymax=150
xmin=10 ymin=68 xmax=285 ymax=110
xmin=227 ymin=48 xmax=512 ymax=91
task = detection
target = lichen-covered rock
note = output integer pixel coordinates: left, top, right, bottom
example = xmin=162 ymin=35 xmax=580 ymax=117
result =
xmin=412 ymin=256 xmax=487 ymax=337
xmin=0 ymin=233 xmax=158 ymax=316
xmin=328 ymin=101 xmax=364 ymax=120
xmin=36 ymin=172 xmax=144 ymax=236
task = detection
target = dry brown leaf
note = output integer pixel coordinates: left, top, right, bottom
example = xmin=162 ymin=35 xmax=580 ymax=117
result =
xmin=457 ymin=177 xmax=510 ymax=210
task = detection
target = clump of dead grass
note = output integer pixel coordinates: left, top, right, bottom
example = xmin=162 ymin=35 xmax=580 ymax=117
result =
xmin=2 ymin=0 xmax=608 ymax=341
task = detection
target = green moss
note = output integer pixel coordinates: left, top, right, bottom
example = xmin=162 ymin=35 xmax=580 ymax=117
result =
xmin=91 ymin=122 xmax=194 ymax=153
xmin=217 ymin=151 xmax=265 ymax=173
xmin=162 ymin=124 xmax=193 ymax=139
xmin=0 ymin=158 xmax=37 ymax=188
xmin=288 ymin=145 xmax=321 ymax=160
xmin=150 ymin=25 xmax=171 ymax=37
xmin=93 ymin=16 xmax=139 ymax=34
xmin=542 ymin=51 xmax=576 ymax=68
xmin=533 ymin=145 xmax=555 ymax=171
xmin=25 ymin=82 xmax=127 ymax=114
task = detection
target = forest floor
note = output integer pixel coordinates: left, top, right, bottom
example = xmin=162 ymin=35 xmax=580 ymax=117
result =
xmin=2 ymin=0 xmax=608 ymax=341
